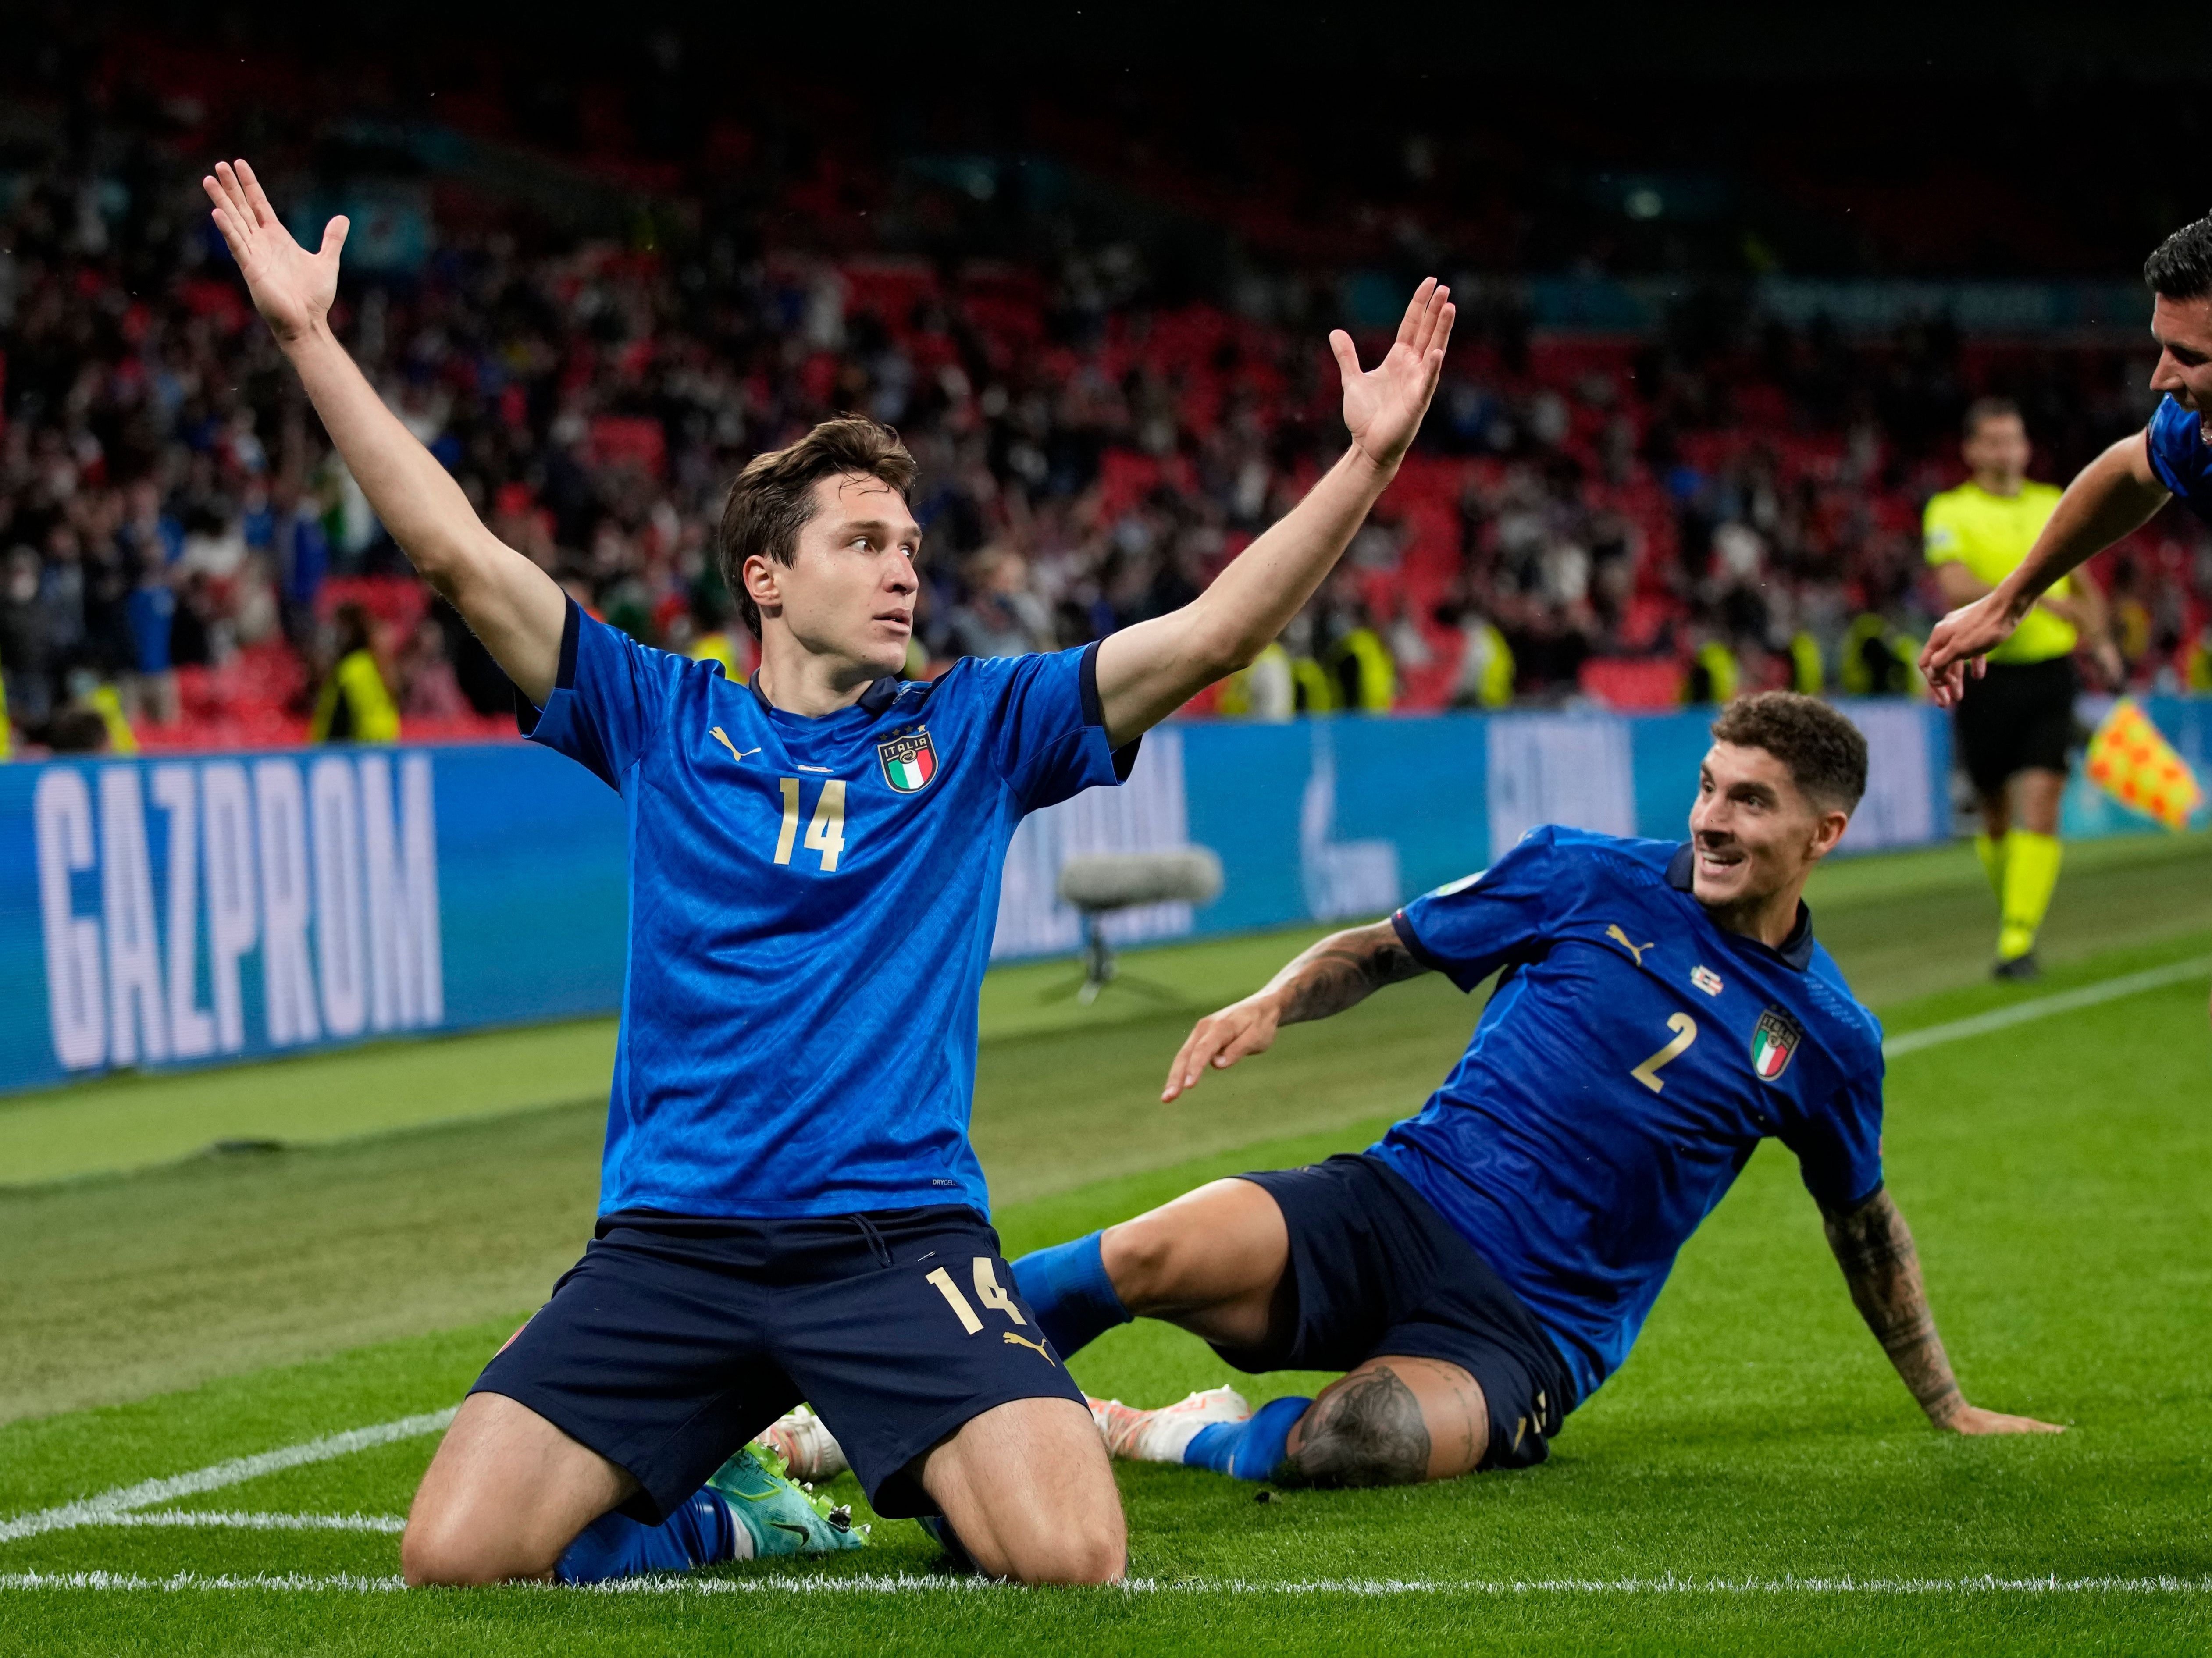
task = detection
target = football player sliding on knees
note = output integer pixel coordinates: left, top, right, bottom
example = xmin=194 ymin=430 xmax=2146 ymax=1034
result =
xmin=1052 ymin=697 xmax=2062 ymax=1489
xmin=203 ymin=159 xmax=1453 ymax=1584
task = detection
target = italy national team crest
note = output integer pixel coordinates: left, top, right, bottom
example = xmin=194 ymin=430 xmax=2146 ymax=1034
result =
xmin=1749 ymin=1008 xmax=1802 ymax=1083
xmin=877 ymin=728 xmax=939 ymax=794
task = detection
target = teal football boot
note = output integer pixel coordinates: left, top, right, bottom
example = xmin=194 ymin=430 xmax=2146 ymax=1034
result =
xmin=705 ymin=1443 xmax=867 ymax=1558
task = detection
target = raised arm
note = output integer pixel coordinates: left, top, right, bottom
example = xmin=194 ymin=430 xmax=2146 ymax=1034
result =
xmin=1094 ymin=280 xmax=1454 ymax=747
xmin=1920 ymin=432 xmax=2168 ymax=706
xmin=1160 ymin=919 xmax=1430 ymax=1102
xmin=203 ymin=160 xmax=565 ymax=705
xmin=1820 ymin=1188 xmax=2062 ymax=1435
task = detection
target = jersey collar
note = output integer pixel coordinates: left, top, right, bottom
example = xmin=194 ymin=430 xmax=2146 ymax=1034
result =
xmin=1667 ymin=843 xmax=1816 ymax=971
xmin=746 ymin=672 xmax=904 ymax=719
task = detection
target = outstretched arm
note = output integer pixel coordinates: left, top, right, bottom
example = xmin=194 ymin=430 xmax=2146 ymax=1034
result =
xmin=1094 ymin=280 xmax=1454 ymax=747
xmin=1161 ymin=919 xmax=1430 ymax=1102
xmin=203 ymin=160 xmax=565 ymax=704
xmin=1920 ymin=433 xmax=2167 ymax=707
xmin=1820 ymin=1188 xmax=2062 ymax=1435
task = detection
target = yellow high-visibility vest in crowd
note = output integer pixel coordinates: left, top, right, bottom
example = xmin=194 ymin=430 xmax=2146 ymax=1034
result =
xmin=1788 ymin=631 xmax=1824 ymax=696
xmin=1329 ymin=627 xmax=1396 ymax=712
xmin=1685 ymin=640 xmax=1739 ymax=705
xmin=1838 ymin=615 xmax=1925 ymax=698
xmin=1291 ymin=653 xmax=1336 ymax=715
xmin=89 ymin=683 xmax=138 ymax=754
xmin=1460 ymin=619 xmax=1515 ymax=708
xmin=690 ymin=630 xmax=741 ymax=678
xmin=311 ymin=648 xmax=401 ymax=743
xmin=1219 ymin=641 xmax=1295 ymax=720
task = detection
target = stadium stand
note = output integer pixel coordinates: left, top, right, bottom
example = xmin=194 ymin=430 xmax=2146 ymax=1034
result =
xmin=1 ymin=21 xmax=2207 ymax=754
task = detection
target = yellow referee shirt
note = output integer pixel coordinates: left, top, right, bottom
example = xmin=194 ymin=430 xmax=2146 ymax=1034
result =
xmin=1923 ymin=481 xmax=2074 ymax=664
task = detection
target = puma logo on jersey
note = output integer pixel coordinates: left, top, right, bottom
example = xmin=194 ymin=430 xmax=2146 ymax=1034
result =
xmin=708 ymin=727 xmax=759 ymax=765
xmin=1606 ymin=925 xmax=1654 ymax=966
xmin=1002 ymin=1331 xmax=1056 ymax=1365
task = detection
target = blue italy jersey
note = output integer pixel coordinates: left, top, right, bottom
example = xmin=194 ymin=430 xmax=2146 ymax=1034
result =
xmin=2146 ymin=395 xmax=2212 ymax=522
xmin=522 ymin=601 xmax=1133 ymax=1219
xmin=1368 ymin=826 xmax=1885 ymax=1409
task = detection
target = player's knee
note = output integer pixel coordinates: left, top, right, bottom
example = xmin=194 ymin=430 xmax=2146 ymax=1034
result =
xmin=399 ymin=1517 xmax=470 ymax=1587
xmin=1003 ymin=1512 xmax=1126 ymax=1586
xmin=400 ymin=1512 xmax=545 ymax=1587
xmin=1100 ymin=1215 xmax=1190 ymax=1308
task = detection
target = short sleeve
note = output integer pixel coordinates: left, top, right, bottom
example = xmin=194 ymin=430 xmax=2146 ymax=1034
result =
xmin=1779 ymin=1066 xmax=1886 ymax=1213
xmin=2145 ymin=396 xmax=2201 ymax=505
xmin=966 ymin=643 xmax=1138 ymax=815
xmin=1392 ymin=826 xmax=1567 ymax=993
xmin=517 ymin=600 xmax=689 ymax=790
xmin=1922 ymin=497 xmax=1963 ymax=565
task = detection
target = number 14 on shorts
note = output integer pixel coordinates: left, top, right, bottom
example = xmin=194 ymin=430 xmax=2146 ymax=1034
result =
xmin=927 ymin=1259 xmax=1054 ymax=1362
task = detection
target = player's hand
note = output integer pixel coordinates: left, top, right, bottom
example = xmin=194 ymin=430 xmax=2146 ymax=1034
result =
xmin=1932 ymin=1402 xmax=2065 ymax=1435
xmin=202 ymin=159 xmax=347 ymax=347
xmin=1917 ymin=589 xmax=2018 ymax=708
xmin=1161 ymin=993 xmax=1284 ymax=1102
xmin=1332 ymin=278 xmax=1453 ymax=475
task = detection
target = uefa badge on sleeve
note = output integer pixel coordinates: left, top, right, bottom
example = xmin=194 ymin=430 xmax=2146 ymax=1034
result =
xmin=877 ymin=728 xmax=939 ymax=794
xmin=1750 ymin=1008 xmax=1802 ymax=1083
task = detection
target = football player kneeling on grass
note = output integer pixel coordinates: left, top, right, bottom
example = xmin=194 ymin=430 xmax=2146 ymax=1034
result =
xmin=203 ymin=157 xmax=1456 ymax=1582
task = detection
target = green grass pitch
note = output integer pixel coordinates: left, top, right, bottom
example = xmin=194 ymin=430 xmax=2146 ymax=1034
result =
xmin=3 ymin=835 xmax=2210 ymax=1655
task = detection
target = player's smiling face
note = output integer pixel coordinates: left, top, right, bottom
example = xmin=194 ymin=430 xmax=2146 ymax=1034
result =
xmin=1688 ymin=742 xmax=1848 ymax=922
xmin=751 ymin=472 xmax=920 ymax=679
xmin=2149 ymin=294 xmax=2212 ymax=414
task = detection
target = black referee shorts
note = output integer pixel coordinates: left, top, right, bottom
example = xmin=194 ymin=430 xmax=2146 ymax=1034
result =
xmin=1213 ymin=1154 xmax=1576 ymax=1470
xmin=1954 ymin=656 xmax=2079 ymax=797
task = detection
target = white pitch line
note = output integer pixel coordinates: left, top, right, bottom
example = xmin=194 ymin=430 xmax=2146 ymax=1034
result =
xmin=94 ymin=1511 xmax=407 ymax=1533
xmin=0 ymin=1409 xmax=455 ymax=1544
xmin=1882 ymin=956 xmax=2212 ymax=1060
xmin=2 ymin=1570 xmax=2209 ymax=1596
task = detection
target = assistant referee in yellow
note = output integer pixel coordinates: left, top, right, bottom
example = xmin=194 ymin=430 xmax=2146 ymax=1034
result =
xmin=1924 ymin=398 xmax=2123 ymax=980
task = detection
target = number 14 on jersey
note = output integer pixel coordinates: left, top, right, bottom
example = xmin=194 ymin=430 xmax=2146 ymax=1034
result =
xmin=774 ymin=778 xmax=847 ymax=872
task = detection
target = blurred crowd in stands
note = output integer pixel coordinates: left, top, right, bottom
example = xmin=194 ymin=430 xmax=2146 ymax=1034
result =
xmin=4 ymin=32 xmax=2212 ymax=755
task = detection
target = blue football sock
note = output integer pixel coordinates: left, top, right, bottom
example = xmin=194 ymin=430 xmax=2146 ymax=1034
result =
xmin=1012 ymin=1232 xmax=1130 ymax=1359
xmin=556 ymin=1490 xmax=738 ymax=1584
xmin=1184 ymin=1395 xmax=1310 ymax=1482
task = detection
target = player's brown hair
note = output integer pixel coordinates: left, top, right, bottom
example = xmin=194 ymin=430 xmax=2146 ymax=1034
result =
xmin=717 ymin=415 xmax=918 ymax=637
xmin=2144 ymin=213 xmax=2212 ymax=302
xmin=1962 ymin=396 xmax=2022 ymax=440
xmin=1710 ymin=692 xmax=1868 ymax=814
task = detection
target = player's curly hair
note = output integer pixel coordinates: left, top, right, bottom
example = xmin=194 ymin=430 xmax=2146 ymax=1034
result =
xmin=2144 ymin=214 xmax=2212 ymax=302
xmin=1710 ymin=692 xmax=1868 ymax=814
xmin=717 ymin=415 xmax=917 ymax=637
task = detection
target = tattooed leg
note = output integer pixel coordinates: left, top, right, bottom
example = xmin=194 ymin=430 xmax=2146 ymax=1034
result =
xmin=1276 ymin=1357 xmax=1489 ymax=1487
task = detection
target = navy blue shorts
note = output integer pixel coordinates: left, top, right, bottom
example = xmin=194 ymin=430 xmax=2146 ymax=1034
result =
xmin=1219 ymin=1154 xmax=1576 ymax=1470
xmin=473 ymin=1206 xmax=1085 ymax=1522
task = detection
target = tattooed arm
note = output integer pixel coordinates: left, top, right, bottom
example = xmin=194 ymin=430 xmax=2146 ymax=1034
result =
xmin=1161 ymin=919 xmax=1430 ymax=1101
xmin=1821 ymin=1188 xmax=2063 ymax=1435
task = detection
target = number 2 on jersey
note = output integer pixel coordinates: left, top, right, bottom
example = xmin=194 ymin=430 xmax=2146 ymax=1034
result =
xmin=1630 ymin=1012 xmax=1697 ymax=1092
xmin=773 ymin=778 xmax=847 ymax=872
